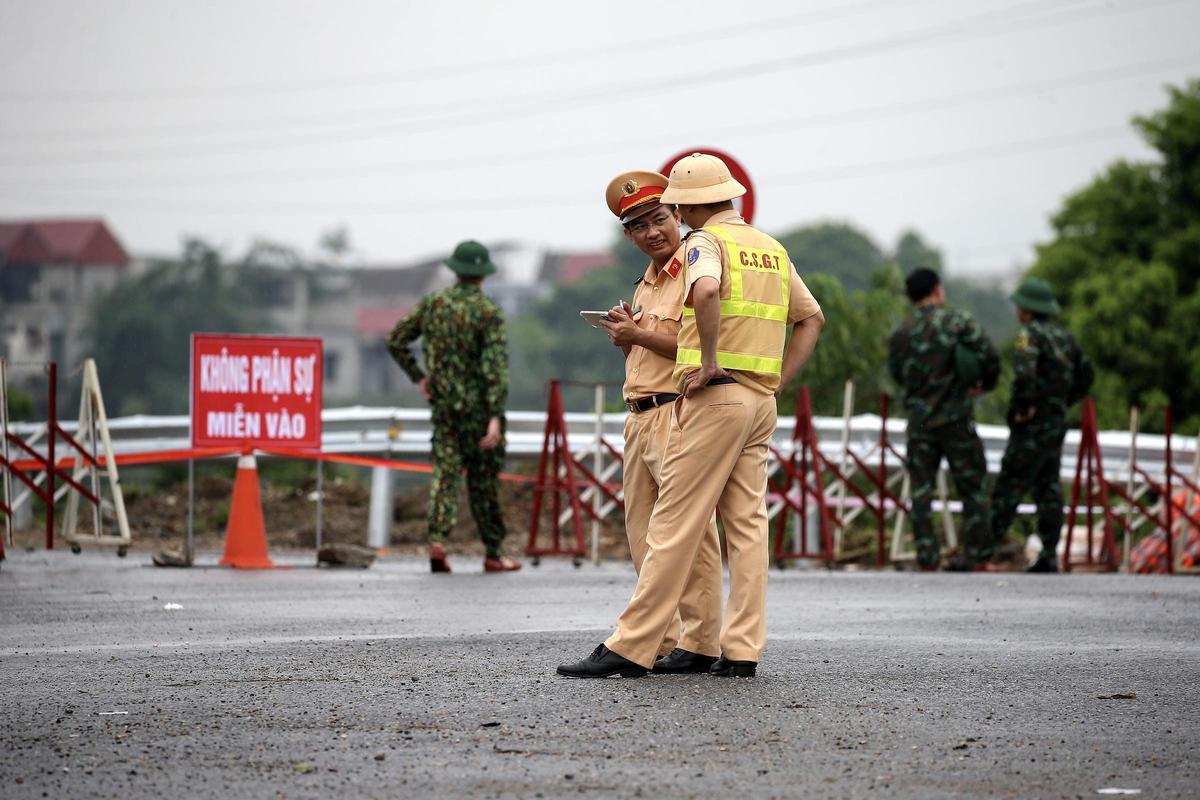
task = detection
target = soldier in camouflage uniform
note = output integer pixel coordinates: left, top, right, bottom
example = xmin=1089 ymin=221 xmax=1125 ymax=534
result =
xmin=386 ymin=240 xmax=521 ymax=574
xmin=991 ymin=278 xmax=1093 ymax=573
xmin=888 ymin=269 xmax=999 ymax=571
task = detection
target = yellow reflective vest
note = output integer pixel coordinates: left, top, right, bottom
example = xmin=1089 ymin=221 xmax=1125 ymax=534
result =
xmin=674 ymin=223 xmax=790 ymax=394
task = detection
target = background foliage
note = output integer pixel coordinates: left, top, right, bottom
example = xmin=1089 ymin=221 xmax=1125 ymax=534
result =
xmin=85 ymin=238 xmax=267 ymax=415
xmin=1029 ymin=79 xmax=1200 ymax=432
xmin=79 ymin=80 xmax=1200 ymax=434
xmin=510 ymin=223 xmax=1016 ymax=420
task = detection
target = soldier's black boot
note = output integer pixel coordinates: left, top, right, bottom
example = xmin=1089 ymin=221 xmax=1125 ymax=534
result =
xmin=557 ymin=645 xmax=647 ymax=678
xmin=653 ymin=648 xmax=718 ymax=674
xmin=1025 ymin=555 xmax=1059 ymax=573
xmin=709 ymin=655 xmax=757 ymax=677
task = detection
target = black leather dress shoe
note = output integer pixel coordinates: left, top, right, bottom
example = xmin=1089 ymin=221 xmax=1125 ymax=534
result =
xmin=557 ymin=644 xmax=647 ymax=678
xmin=653 ymin=648 xmax=719 ymax=674
xmin=709 ymin=654 xmax=757 ymax=677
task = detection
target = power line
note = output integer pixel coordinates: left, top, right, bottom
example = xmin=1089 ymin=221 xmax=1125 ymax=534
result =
xmin=770 ymin=125 xmax=1130 ymax=185
xmin=13 ymin=125 xmax=1135 ymax=216
xmin=0 ymin=0 xmax=1161 ymax=166
xmin=0 ymin=0 xmax=936 ymax=105
xmin=2 ymin=0 xmax=1071 ymax=146
xmin=2 ymin=53 xmax=1190 ymax=191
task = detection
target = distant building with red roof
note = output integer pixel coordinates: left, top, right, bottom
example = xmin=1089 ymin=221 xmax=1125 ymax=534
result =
xmin=540 ymin=251 xmax=615 ymax=284
xmin=1 ymin=221 xmax=621 ymax=406
xmin=355 ymin=306 xmax=412 ymax=337
xmin=0 ymin=223 xmax=53 ymax=264
xmin=321 ymin=244 xmax=616 ymax=400
xmin=0 ymin=218 xmax=130 ymax=371
xmin=0 ymin=219 xmax=129 ymax=267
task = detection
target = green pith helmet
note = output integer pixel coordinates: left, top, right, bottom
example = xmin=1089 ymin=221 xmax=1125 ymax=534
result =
xmin=444 ymin=240 xmax=497 ymax=277
xmin=1010 ymin=277 xmax=1061 ymax=316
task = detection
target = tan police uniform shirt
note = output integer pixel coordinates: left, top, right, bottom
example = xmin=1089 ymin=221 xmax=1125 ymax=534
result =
xmin=623 ymin=245 xmax=688 ymax=400
xmin=683 ymin=210 xmax=822 ymax=394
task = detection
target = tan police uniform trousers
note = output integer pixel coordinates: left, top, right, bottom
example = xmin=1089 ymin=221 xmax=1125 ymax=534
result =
xmin=623 ymin=401 xmax=723 ymax=658
xmin=607 ymin=380 xmax=776 ymax=668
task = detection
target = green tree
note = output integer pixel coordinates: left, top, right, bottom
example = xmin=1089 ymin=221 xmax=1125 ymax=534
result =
xmin=317 ymin=225 xmax=353 ymax=267
xmin=781 ymin=264 xmax=908 ymax=418
xmin=4 ymin=386 xmax=35 ymax=420
xmin=891 ymin=228 xmax=1015 ymax=343
xmin=943 ymin=276 xmax=1017 ymax=346
xmin=776 ymin=221 xmax=885 ymax=292
xmin=894 ymin=229 xmax=944 ymax=272
xmin=84 ymin=238 xmax=265 ymax=415
xmin=507 ymin=228 xmax=641 ymax=410
xmin=771 ymin=223 xmax=1014 ymax=419
xmin=510 ymin=219 xmax=1013 ymax=421
xmin=1029 ymin=79 xmax=1200 ymax=431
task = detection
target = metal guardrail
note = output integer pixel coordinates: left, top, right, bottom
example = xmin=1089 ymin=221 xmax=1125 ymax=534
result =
xmin=7 ymin=404 xmax=1197 ymax=481
xmin=7 ymin=402 xmax=1197 ymax=567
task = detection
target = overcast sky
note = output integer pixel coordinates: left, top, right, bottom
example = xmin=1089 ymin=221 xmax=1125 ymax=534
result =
xmin=1 ymin=0 xmax=1196 ymax=280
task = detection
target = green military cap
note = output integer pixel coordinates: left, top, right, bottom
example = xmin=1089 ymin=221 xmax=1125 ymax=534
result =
xmin=445 ymin=240 xmax=497 ymax=277
xmin=1010 ymin=277 xmax=1061 ymax=316
xmin=954 ymin=343 xmax=981 ymax=388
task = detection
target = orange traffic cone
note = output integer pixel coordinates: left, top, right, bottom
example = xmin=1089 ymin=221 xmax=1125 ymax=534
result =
xmin=219 ymin=453 xmax=275 ymax=569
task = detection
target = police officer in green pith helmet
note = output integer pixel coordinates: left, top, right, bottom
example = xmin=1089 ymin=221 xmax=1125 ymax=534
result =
xmin=991 ymin=277 xmax=1093 ymax=573
xmin=387 ymin=240 xmax=521 ymax=574
xmin=888 ymin=268 xmax=1000 ymax=571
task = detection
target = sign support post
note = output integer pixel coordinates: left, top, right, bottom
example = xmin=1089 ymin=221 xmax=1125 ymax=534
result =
xmin=187 ymin=459 xmax=195 ymax=565
xmin=315 ymin=458 xmax=324 ymax=564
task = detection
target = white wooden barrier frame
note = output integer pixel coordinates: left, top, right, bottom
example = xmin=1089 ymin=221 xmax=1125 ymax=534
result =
xmin=60 ymin=360 xmax=132 ymax=553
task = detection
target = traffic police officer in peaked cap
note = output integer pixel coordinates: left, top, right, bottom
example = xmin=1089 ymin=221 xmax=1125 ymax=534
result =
xmin=592 ymin=169 xmax=723 ymax=674
xmin=560 ymin=154 xmax=825 ymax=678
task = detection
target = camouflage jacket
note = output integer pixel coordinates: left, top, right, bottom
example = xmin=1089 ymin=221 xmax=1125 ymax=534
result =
xmin=1009 ymin=318 xmax=1093 ymax=422
xmin=888 ymin=305 xmax=999 ymax=430
xmin=386 ymin=283 xmax=508 ymax=419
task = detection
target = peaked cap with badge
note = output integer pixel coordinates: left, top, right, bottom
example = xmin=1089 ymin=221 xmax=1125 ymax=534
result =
xmin=660 ymin=153 xmax=746 ymax=205
xmin=605 ymin=170 xmax=671 ymax=224
xmin=444 ymin=239 xmax=497 ymax=277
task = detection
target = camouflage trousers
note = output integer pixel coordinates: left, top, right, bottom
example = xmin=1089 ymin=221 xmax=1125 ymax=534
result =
xmin=906 ymin=420 xmax=993 ymax=566
xmin=428 ymin=411 xmax=509 ymax=558
xmin=991 ymin=418 xmax=1067 ymax=557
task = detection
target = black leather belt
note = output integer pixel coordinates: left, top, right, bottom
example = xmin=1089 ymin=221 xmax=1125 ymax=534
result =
xmin=626 ymin=392 xmax=679 ymax=413
xmin=627 ymin=377 xmax=737 ymax=413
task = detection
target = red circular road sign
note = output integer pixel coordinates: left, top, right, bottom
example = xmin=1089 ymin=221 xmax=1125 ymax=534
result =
xmin=659 ymin=148 xmax=756 ymax=225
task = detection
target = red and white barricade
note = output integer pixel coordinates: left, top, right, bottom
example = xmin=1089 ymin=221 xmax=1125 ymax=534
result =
xmin=526 ymin=380 xmax=624 ymax=566
xmin=0 ymin=359 xmax=131 ymax=560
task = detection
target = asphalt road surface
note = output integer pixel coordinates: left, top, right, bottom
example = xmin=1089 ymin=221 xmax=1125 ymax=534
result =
xmin=1 ymin=550 xmax=1197 ymax=799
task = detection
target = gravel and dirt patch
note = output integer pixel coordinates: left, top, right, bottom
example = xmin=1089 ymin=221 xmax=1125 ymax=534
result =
xmin=8 ymin=471 xmax=633 ymax=561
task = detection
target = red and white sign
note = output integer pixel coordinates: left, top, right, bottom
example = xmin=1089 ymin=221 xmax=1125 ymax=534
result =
xmin=660 ymin=148 xmax=756 ymax=224
xmin=190 ymin=334 xmax=323 ymax=450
